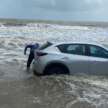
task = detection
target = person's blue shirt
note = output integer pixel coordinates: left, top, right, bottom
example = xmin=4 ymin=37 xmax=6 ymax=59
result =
xmin=24 ymin=43 xmax=39 ymax=55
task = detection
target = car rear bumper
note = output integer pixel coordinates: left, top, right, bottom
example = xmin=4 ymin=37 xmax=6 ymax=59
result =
xmin=32 ymin=60 xmax=44 ymax=74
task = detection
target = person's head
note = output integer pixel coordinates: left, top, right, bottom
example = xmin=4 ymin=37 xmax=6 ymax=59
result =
xmin=35 ymin=43 xmax=39 ymax=48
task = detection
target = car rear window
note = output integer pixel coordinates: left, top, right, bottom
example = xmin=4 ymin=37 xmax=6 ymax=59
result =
xmin=39 ymin=41 xmax=52 ymax=50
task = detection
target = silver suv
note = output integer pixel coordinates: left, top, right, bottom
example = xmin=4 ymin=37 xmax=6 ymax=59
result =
xmin=32 ymin=41 xmax=108 ymax=75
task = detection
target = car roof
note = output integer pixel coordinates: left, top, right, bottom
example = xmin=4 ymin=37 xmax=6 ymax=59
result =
xmin=50 ymin=41 xmax=103 ymax=47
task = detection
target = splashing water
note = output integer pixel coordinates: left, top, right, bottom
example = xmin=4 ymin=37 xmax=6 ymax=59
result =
xmin=0 ymin=23 xmax=108 ymax=108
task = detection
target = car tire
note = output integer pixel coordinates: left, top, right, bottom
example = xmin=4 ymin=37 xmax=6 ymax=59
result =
xmin=33 ymin=70 xmax=42 ymax=76
xmin=44 ymin=65 xmax=69 ymax=75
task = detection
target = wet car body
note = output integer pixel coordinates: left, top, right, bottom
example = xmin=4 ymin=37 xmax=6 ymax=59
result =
xmin=32 ymin=41 xmax=108 ymax=75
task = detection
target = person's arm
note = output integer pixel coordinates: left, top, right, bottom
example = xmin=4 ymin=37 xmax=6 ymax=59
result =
xmin=24 ymin=44 xmax=32 ymax=55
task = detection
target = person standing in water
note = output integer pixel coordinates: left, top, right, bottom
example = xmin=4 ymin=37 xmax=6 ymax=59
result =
xmin=24 ymin=43 xmax=39 ymax=71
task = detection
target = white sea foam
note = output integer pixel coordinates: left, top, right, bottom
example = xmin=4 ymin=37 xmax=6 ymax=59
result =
xmin=64 ymin=75 xmax=108 ymax=108
xmin=0 ymin=23 xmax=108 ymax=107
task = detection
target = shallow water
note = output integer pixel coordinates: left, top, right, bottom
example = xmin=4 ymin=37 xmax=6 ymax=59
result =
xmin=0 ymin=23 xmax=108 ymax=108
xmin=1 ymin=75 xmax=108 ymax=108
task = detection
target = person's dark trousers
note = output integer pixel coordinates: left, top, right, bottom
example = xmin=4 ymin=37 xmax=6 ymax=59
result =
xmin=27 ymin=52 xmax=34 ymax=69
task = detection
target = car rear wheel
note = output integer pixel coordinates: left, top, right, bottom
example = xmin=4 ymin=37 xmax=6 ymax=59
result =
xmin=33 ymin=69 xmax=43 ymax=76
xmin=44 ymin=65 xmax=69 ymax=75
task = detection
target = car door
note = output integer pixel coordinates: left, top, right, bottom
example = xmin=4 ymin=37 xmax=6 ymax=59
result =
xmin=87 ymin=45 xmax=108 ymax=75
xmin=58 ymin=44 xmax=89 ymax=74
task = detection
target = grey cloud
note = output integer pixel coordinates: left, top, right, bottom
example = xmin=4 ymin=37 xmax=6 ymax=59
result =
xmin=0 ymin=0 xmax=108 ymax=21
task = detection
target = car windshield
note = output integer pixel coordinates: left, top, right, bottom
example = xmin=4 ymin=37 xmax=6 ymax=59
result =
xmin=39 ymin=41 xmax=53 ymax=50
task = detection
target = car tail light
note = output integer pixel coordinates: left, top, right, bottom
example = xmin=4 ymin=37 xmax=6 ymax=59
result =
xmin=36 ymin=51 xmax=47 ymax=56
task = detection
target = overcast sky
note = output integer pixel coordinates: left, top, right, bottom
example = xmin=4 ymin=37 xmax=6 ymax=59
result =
xmin=0 ymin=0 xmax=108 ymax=21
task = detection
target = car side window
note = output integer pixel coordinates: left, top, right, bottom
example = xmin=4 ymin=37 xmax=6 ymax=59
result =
xmin=57 ymin=44 xmax=85 ymax=55
xmin=57 ymin=44 xmax=68 ymax=53
xmin=89 ymin=45 xmax=108 ymax=58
